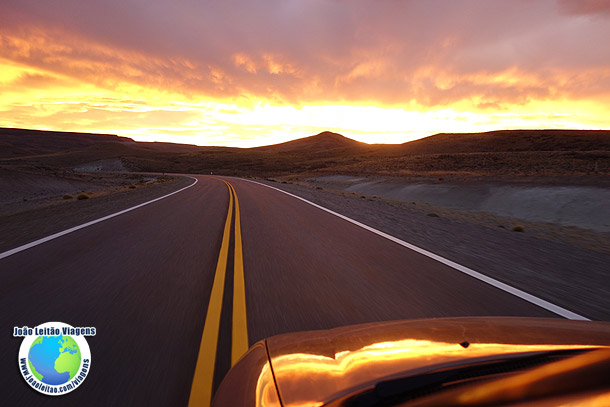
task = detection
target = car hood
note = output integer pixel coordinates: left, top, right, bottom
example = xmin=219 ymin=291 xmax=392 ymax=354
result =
xmin=213 ymin=317 xmax=610 ymax=407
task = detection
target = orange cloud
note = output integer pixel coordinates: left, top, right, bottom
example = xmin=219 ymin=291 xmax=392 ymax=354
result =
xmin=0 ymin=0 xmax=609 ymax=145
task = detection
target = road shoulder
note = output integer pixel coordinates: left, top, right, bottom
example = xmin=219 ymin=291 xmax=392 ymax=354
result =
xmin=0 ymin=174 xmax=193 ymax=253
xmin=252 ymin=178 xmax=610 ymax=321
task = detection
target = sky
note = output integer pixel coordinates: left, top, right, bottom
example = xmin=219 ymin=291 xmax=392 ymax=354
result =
xmin=1 ymin=0 xmax=609 ymax=147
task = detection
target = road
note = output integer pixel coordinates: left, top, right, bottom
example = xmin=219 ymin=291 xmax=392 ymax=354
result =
xmin=1 ymin=175 xmax=564 ymax=406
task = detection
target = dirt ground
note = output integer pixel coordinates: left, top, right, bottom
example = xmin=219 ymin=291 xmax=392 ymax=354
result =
xmin=255 ymin=178 xmax=610 ymax=321
xmin=297 ymin=175 xmax=610 ymax=233
xmin=0 ymin=165 xmax=174 ymax=216
xmin=1 ymin=167 xmax=608 ymax=320
xmin=268 ymin=175 xmax=610 ymax=255
xmin=0 ymin=167 xmax=192 ymax=252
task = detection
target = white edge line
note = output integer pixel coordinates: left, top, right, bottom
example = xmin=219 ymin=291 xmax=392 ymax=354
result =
xmin=240 ymin=178 xmax=590 ymax=321
xmin=0 ymin=176 xmax=198 ymax=261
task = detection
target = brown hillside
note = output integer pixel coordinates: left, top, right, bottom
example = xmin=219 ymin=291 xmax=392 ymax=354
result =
xmin=1 ymin=127 xmax=609 ymax=180
xmin=0 ymin=128 xmax=133 ymax=158
xmin=401 ymin=130 xmax=610 ymax=155
xmin=255 ymin=131 xmax=364 ymax=152
xmin=0 ymin=128 xmax=210 ymax=160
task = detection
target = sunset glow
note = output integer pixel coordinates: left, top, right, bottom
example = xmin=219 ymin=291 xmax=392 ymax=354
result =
xmin=1 ymin=0 xmax=609 ymax=146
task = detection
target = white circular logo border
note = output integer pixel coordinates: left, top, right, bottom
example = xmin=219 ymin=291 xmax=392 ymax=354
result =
xmin=18 ymin=321 xmax=91 ymax=396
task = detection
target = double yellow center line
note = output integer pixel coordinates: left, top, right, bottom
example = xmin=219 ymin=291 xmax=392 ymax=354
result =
xmin=188 ymin=179 xmax=249 ymax=407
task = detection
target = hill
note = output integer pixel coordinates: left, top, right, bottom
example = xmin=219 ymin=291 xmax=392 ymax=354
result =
xmin=1 ymin=127 xmax=609 ymax=181
xmin=0 ymin=128 xmax=207 ymax=159
xmin=401 ymin=130 xmax=610 ymax=155
xmin=0 ymin=128 xmax=134 ymax=158
xmin=255 ymin=131 xmax=364 ymax=152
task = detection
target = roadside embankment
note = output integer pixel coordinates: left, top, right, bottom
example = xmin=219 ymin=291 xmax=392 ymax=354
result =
xmin=0 ymin=167 xmax=193 ymax=253
xmin=256 ymin=177 xmax=610 ymax=321
xmin=301 ymin=175 xmax=610 ymax=233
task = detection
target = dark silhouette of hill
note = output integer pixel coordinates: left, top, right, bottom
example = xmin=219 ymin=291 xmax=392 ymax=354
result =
xmin=401 ymin=130 xmax=610 ymax=154
xmin=0 ymin=128 xmax=133 ymax=158
xmin=1 ymin=127 xmax=608 ymax=180
xmin=0 ymin=128 xmax=204 ymax=159
xmin=255 ymin=131 xmax=364 ymax=152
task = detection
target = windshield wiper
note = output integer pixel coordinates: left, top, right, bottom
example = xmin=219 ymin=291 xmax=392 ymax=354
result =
xmin=343 ymin=348 xmax=594 ymax=407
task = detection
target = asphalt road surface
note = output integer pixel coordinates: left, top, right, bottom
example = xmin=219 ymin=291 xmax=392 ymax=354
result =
xmin=1 ymin=175 xmax=566 ymax=406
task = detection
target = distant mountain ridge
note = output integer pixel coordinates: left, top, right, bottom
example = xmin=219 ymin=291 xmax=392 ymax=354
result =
xmin=1 ymin=127 xmax=608 ymax=179
xmin=402 ymin=130 xmax=610 ymax=154
xmin=0 ymin=128 xmax=201 ymax=158
xmin=0 ymin=128 xmax=133 ymax=158
xmin=255 ymin=131 xmax=364 ymax=152
xmin=3 ymin=128 xmax=609 ymax=159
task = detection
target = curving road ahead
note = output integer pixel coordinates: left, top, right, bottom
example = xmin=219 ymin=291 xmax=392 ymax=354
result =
xmin=1 ymin=175 xmax=568 ymax=406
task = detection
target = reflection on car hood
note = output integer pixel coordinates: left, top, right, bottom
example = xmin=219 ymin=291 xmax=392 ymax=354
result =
xmin=264 ymin=317 xmax=610 ymax=407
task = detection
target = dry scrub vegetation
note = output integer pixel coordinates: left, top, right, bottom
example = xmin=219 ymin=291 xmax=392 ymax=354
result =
xmin=122 ymin=131 xmax=610 ymax=185
xmin=1 ymin=128 xmax=609 ymax=184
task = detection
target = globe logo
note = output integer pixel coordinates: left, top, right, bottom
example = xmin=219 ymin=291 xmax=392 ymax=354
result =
xmin=28 ymin=335 xmax=81 ymax=385
xmin=15 ymin=322 xmax=93 ymax=396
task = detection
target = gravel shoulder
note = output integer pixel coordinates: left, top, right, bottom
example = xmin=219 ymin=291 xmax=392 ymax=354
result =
xmin=0 ymin=174 xmax=193 ymax=253
xmin=253 ymin=178 xmax=610 ymax=322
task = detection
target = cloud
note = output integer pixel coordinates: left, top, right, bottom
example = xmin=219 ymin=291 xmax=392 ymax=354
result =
xmin=557 ymin=0 xmax=610 ymax=16
xmin=0 ymin=71 xmax=66 ymax=92
xmin=1 ymin=0 xmax=609 ymax=110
